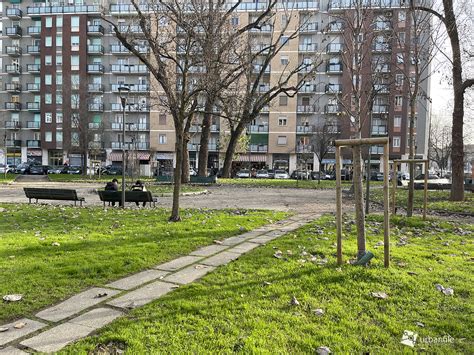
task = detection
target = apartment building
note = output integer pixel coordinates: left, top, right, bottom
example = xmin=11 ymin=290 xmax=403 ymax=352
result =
xmin=0 ymin=0 xmax=430 ymax=175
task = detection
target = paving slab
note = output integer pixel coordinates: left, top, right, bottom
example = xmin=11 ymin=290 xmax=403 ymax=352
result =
xmin=107 ymin=281 xmax=177 ymax=309
xmin=0 ymin=318 xmax=46 ymax=347
xmin=20 ymin=322 xmax=92 ymax=353
xmin=189 ymin=244 xmax=228 ymax=257
xmin=249 ymin=234 xmax=281 ymax=244
xmin=201 ymin=251 xmax=241 ymax=267
xmin=163 ymin=264 xmax=215 ymax=285
xmin=106 ymin=269 xmax=169 ymax=290
xmin=229 ymin=242 xmax=260 ymax=254
xmin=69 ymin=308 xmax=123 ymax=329
xmin=153 ymin=255 xmax=203 ymax=271
xmin=220 ymin=235 xmax=250 ymax=246
xmin=0 ymin=346 xmax=28 ymax=354
xmin=35 ymin=287 xmax=119 ymax=322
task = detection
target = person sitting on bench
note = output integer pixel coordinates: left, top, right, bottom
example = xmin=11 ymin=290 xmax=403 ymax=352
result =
xmin=105 ymin=178 xmax=120 ymax=206
xmin=131 ymin=180 xmax=147 ymax=207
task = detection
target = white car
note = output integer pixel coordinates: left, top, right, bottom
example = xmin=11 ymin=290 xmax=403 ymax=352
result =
xmin=0 ymin=164 xmax=14 ymax=174
xmin=274 ymin=170 xmax=290 ymax=179
xmin=256 ymin=169 xmax=270 ymax=178
xmin=236 ymin=169 xmax=251 ymax=178
xmin=413 ymin=174 xmax=450 ymax=190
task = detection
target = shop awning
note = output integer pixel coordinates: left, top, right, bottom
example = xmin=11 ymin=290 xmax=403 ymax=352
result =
xmin=27 ymin=150 xmax=42 ymax=156
xmin=108 ymin=152 xmax=124 ymax=161
xmin=108 ymin=152 xmax=150 ymax=161
xmin=234 ymin=154 xmax=267 ymax=162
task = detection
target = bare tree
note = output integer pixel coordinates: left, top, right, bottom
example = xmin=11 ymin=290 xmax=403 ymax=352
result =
xmin=416 ymin=0 xmax=474 ymax=201
xmin=429 ymin=120 xmax=452 ymax=175
xmin=312 ymin=120 xmax=341 ymax=183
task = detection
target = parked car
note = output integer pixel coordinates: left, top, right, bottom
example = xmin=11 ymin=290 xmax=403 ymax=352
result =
xmin=14 ymin=163 xmax=32 ymax=174
xmin=236 ymin=169 xmax=251 ymax=178
xmin=48 ymin=166 xmax=64 ymax=174
xmin=274 ymin=170 xmax=290 ymax=179
xmin=29 ymin=165 xmax=48 ymax=175
xmin=65 ymin=166 xmax=82 ymax=175
xmin=267 ymin=169 xmax=275 ymax=179
xmin=290 ymin=170 xmax=311 ymax=180
xmin=413 ymin=174 xmax=450 ymax=190
xmin=310 ymin=171 xmax=331 ymax=180
xmin=102 ymin=166 xmax=122 ymax=175
xmin=0 ymin=164 xmax=15 ymax=174
xmin=256 ymin=169 xmax=270 ymax=179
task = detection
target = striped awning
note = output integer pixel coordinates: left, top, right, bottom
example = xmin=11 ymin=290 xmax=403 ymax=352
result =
xmin=27 ymin=149 xmax=42 ymax=157
xmin=234 ymin=154 xmax=267 ymax=162
xmin=108 ymin=152 xmax=150 ymax=161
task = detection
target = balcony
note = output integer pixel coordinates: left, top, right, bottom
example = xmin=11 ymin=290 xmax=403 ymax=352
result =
xmin=87 ymin=45 xmax=104 ymax=54
xmin=250 ymin=144 xmax=268 ymax=153
xmin=6 ymin=26 xmax=22 ymax=38
xmin=5 ymin=46 xmax=22 ymax=56
xmin=26 ymin=83 xmax=41 ymax=92
xmin=26 ymin=102 xmax=41 ymax=111
xmin=374 ymin=84 xmax=390 ymax=93
xmin=372 ymin=43 xmax=391 ymax=52
xmin=27 ymin=140 xmax=41 ymax=148
xmin=27 ymin=26 xmax=41 ymax=36
xmin=6 ymin=7 xmax=22 ymax=19
xmin=326 ymin=63 xmax=343 ymax=74
xmin=6 ymin=139 xmax=21 ymax=148
xmin=118 ymin=24 xmax=143 ymax=34
xmin=110 ymin=4 xmax=149 ymax=15
xmin=370 ymin=146 xmax=384 ymax=155
xmin=373 ymin=21 xmax=391 ymax=31
xmin=250 ymin=24 xmax=273 ymax=33
xmin=252 ymin=64 xmax=271 ymax=74
xmin=5 ymin=121 xmax=21 ymax=129
xmin=27 ymin=45 xmax=40 ymax=54
xmin=326 ymin=43 xmax=343 ymax=54
xmin=5 ymin=102 xmax=21 ymax=111
xmin=26 ymin=64 xmax=40 ymax=73
xmin=26 ymin=4 xmax=100 ymax=15
xmin=325 ymin=104 xmax=342 ymax=114
xmin=5 ymin=83 xmax=21 ymax=92
xmin=26 ymin=121 xmax=40 ymax=129
xmin=327 ymin=22 xmax=344 ymax=32
xmin=372 ymin=125 xmax=388 ymax=135
xmin=299 ymin=43 xmax=318 ymax=52
xmin=325 ymin=83 xmax=342 ymax=94
xmin=111 ymin=103 xmax=150 ymax=112
xmin=296 ymin=125 xmax=313 ymax=134
xmin=87 ymin=25 xmax=104 ymax=36
xmin=257 ymin=85 xmax=270 ymax=93
xmin=88 ymin=122 xmax=102 ymax=129
xmin=373 ymin=104 xmax=389 ymax=113
xmin=88 ymin=83 xmax=104 ymax=92
xmin=296 ymin=144 xmax=313 ymax=153
xmin=111 ymin=141 xmax=150 ymax=150
xmin=300 ymin=22 xmax=318 ymax=33
xmin=249 ymin=125 xmax=269 ymax=133
xmin=88 ymin=103 xmax=104 ymax=112
xmin=251 ymin=44 xmax=270 ymax=54
xmin=374 ymin=64 xmax=390 ymax=73
xmin=299 ymin=84 xmax=317 ymax=93
xmin=110 ymin=44 xmax=129 ymax=54
xmin=297 ymin=105 xmax=317 ymax=114
xmin=87 ymin=64 xmax=105 ymax=73
xmin=111 ymin=84 xmax=149 ymax=93
xmin=111 ymin=64 xmax=148 ymax=74
xmin=5 ymin=65 xmax=22 ymax=74
xmin=189 ymin=125 xmax=201 ymax=133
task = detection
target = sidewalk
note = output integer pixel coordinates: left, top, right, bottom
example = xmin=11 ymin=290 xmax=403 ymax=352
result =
xmin=0 ymin=213 xmax=318 ymax=354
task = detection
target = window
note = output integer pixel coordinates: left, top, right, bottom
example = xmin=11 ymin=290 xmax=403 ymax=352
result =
xmin=398 ymin=11 xmax=406 ymax=23
xmin=45 ymin=113 xmax=52 ymax=123
xmin=280 ymin=55 xmax=289 ymax=66
xmin=56 ymin=131 xmax=63 ymax=142
xmin=395 ymin=74 xmax=404 ymax=86
xmin=56 ymin=93 xmax=62 ymax=105
xmin=158 ymin=17 xmax=168 ymax=27
xmin=231 ymin=17 xmax=239 ymax=26
xmin=45 ymin=17 xmax=53 ymax=28
xmin=56 ymin=35 xmax=62 ymax=47
xmin=45 ymin=36 xmax=52 ymax=47
xmin=279 ymin=96 xmax=288 ymax=106
xmin=278 ymin=117 xmax=287 ymax=126
xmin=395 ymin=96 xmax=403 ymax=106
xmin=45 ymin=75 xmax=52 ymax=85
xmin=280 ymin=36 xmax=289 ymax=46
xmin=398 ymin=32 xmax=405 ymax=46
xmin=71 ymin=55 xmax=80 ymax=70
xmin=56 ymin=16 xmax=63 ymax=28
xmin=72 ymin=132 xmax=80 ymax=146
xmin=45 ymin=94 xmax=52 ymax=105
xmin=281 ymin=15 xmax=288 ymax=26
xmin=159 ymin=114 xmax=167 ymax=125
xmin=393 ymin=136 xmax=401 ymax=148
xmin=394 ymin=115 xmax=402 ymax=127
xmin=45 ymin=55 xmax=52 ymax=66
xmin=396 ymin=53 xmax=404 ymax=64
xmin=45 ymin=132 xmax=53 ymax=142
xmin=56 ymin=55 xmax=62 ymax=67
xmin=159 ymin=134 xmax=167 ymax=144
xmin=277 ymin=136 xmax=287 ymax=145
xmin=71 ymin=36 xmax=80 ymax=50
xmin=56 ymin=112 xmax=63 ymax=123
xmin=71 ymin=16 xmax=80 ymax=32
xmin=56 ymin=74 xmax=62 ymax=85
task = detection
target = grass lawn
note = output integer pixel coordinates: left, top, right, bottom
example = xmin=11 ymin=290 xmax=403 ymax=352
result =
xmin=63 ymin=214 xmax=473 ymax=353
xmin=0 ymin=173 xmax=17 ymax=184
xmin=0 ymin=204 xmax=287 ymax=323
xmin=218 ymin=178 xmax=382 ymax=189
xmin=371 ymin=188 xmax=474 ymax=214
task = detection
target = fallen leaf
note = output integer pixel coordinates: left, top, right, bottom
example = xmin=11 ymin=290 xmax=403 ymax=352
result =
xmin=371 ymin=292 xmax=388 ymax=299
xmin=14 ymin=322 xmax=26 ymax=329
xmin=3 ymin=294 xmax=22 ymax=302
xmin=213 ymin=240 xmax=223 ymax=245
xmin=317 ymin=346 xmax=331 ymax=354
xmin=416 ymin=322 xmax=425 ymax=327
xmin=442 ymin=288 xmax=454 ymax=296
xmin=290 ymin=296 xmax=300 ymax=306
xmin=51 ymin=242 xmax=60 ymax=247
xmin=94 ymin=293 xmax=108 ymax=298
xmin=313 ymin=308 xmax=325 ymax=316
xmin=435 ymin=284 xmax=445 ymax=292
xmin=263 ymin=281 xmax=272 ymax=286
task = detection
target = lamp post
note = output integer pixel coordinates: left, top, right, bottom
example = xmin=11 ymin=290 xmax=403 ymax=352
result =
xmin=118 ymin=86 xmax=130 ymax=209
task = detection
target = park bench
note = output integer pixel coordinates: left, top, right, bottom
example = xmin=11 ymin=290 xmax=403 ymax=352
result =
xmin=24 ymin=188 xmax=85 ymax=206
xmin=98 ymin=190 xmax=158 ymax=207
xmin=155 ymin=175 xmax=217 ymax=184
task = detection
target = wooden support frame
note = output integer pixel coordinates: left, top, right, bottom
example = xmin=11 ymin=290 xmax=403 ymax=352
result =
xmin=335 ymin=137 xmax=390 ymax=268
xmin=391 ymin=159 xmax=429 ymax=220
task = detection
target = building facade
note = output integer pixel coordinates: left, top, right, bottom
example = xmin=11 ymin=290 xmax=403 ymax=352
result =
xmin=0 ymin=0 xmax=430 ymax=175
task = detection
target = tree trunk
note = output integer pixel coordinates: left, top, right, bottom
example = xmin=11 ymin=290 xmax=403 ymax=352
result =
xmin=222 ymin=126 xmax=245 ymax=178
xmin=170 ymin=122 xmax=184 ymax=222
xmin=407 ymin=97 xmax=416 ymax=217
xmin=181 ymin=139 xmax=190 ymax=184
xmin=198 ymin=98 xmax=213 ymax=177
xmin=352 ymin=144 xmax=366 ymax=259
xmin=443 ymin=0 xmax=464 ymax=201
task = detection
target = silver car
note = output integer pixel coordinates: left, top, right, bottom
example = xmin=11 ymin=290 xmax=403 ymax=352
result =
xmin=274 ymin=170 xmax=290 ymax=179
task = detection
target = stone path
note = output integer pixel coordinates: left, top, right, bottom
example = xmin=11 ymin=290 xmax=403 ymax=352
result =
xmin=0 ymin=213 xmax=318 ymax=354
